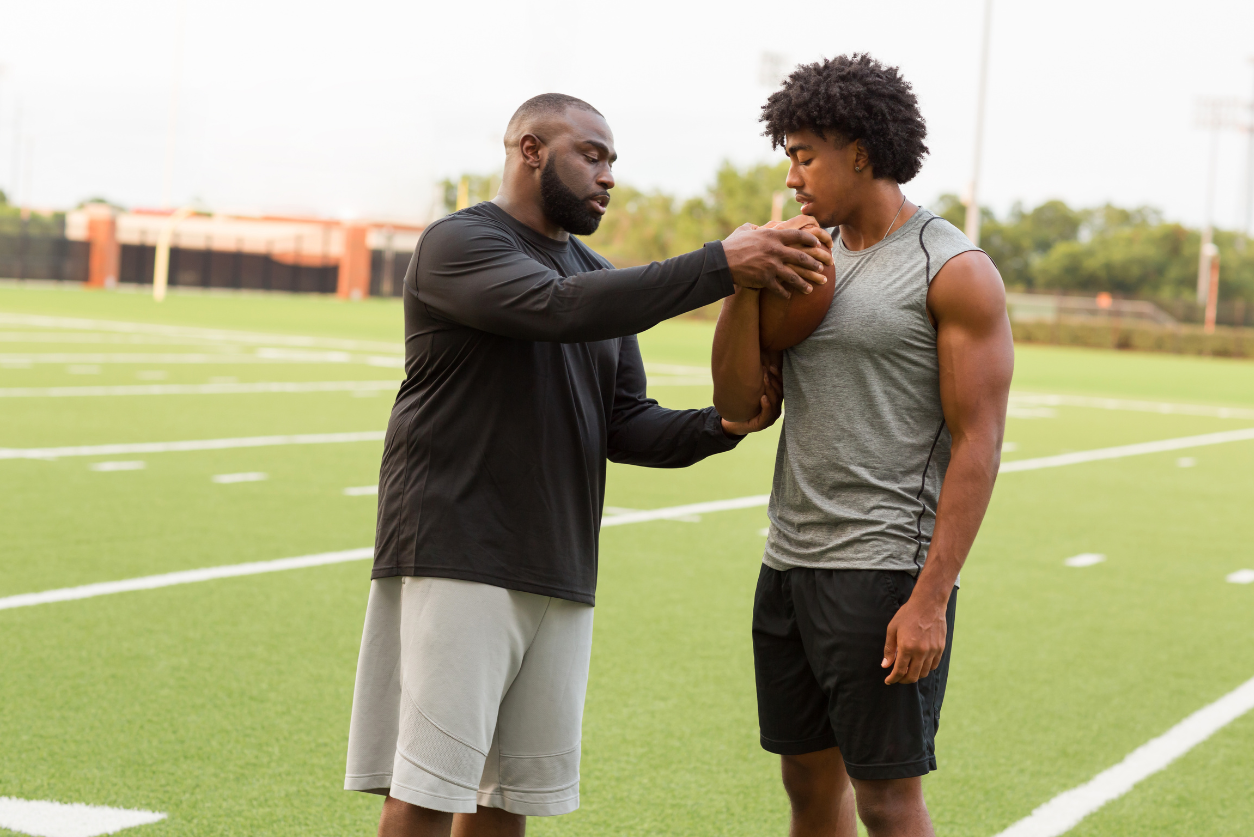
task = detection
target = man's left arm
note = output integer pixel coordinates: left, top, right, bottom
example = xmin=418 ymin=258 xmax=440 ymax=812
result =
xmin=883 ymin=250 xmax=1014 ymax=685
xmin=607 ymin=335 xmax=781 ymax=468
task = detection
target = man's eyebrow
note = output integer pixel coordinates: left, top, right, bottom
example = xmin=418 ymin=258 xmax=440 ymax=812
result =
xmin=786 ymin=143 xmax=813 ymax=156
xmin=581 ymin=140 xmax=617 ymax=163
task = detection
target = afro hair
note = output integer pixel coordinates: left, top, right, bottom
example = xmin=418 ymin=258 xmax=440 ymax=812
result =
xmin=760 ymin=54 xmax=928 ymax=184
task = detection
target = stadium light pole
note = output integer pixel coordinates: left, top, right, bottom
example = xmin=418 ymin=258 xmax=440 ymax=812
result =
xmin=1196 ymin=96 xmax=1253 ymax=304
xmin=1243 ymin=58 xmax=1254 ymax=241
xmin=161 ymin=0 xmax=188 ymax=210
xmin=964 ymin=0 xmax=993 ymax=246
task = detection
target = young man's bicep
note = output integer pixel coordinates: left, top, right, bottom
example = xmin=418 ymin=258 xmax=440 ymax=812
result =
xmin=930 ymin=252 xmax=1013 ymax=442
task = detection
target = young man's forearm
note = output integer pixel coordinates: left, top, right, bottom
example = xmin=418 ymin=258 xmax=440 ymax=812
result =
xmin=711 ymin=286 xmax=767 ymax=422
xmin=911 ymin=431 xmax=1001 ymax=603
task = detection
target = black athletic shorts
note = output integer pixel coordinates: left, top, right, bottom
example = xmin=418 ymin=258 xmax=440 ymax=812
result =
xmin=752 ymin=565 xmax=957 ymax=781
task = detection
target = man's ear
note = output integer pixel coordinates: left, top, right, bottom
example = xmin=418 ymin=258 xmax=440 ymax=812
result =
xmin=518 ymin=133 xmax=545 ymax=170
xmin=852 ymin=139 xmax=871 ymax=174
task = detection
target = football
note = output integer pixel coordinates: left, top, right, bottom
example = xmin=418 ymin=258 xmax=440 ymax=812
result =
xmin=758 ymin=251 xmax=837 ymax=351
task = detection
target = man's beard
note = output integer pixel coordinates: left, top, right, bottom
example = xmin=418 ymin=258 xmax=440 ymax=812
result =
xmin=540 ymin=157 xmax=605 ymax=236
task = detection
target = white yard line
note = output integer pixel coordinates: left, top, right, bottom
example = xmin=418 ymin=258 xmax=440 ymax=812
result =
xmin=600 ymin=495 xmax=771 ymax=526
xmin=0 ymin=351 xmax=404 ymax=367
xmin=998 ymin=428 xmax=1254 ymax=473
xmin=0 ymin=796 xmax=167 ymax=837
xmin=0 ymin=312 xmax=403 ymax=354
xmin=0 ymin=431 xmax=385 ymax=461
xmin=1011 ymin=392 xmax=1254 ymax=421
xmin=0 ymin=548 xmax=374 ymax=611
xmin=0 ymin=380 xmax=399 ymax=398
xmin=992 ymin=675 xmax=1254 ymax=837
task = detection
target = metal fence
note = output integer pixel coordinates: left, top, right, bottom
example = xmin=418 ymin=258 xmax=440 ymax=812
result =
xmin=0 ymin=234 xmax=90 ymax=282
xmin=118 ymin=244 xmax=339 ymax=294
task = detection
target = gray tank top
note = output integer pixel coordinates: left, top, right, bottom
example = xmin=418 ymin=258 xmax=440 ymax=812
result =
xmin=763 ymin=208 xmax=979 ymax=575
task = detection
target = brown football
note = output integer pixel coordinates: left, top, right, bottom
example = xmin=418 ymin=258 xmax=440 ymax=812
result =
xmin=758 ymin=252 xmax=837 ymax=352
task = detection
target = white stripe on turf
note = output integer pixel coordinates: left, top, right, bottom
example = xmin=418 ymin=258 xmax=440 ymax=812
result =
xmin=0 ymin=431 xmax=386 ymax=460
xmin=999 ymin=428 xmax=1254 ymax=472
xmin=0 ymin=352 xmax=403 ymax=366
xmin=992 ymin=675 xmax=1254 ymax=837
xmin=600 ymin=495 xmax=771 ymax=526
xmin=0 ymin=796 xmax=167 ymax=837
xmin=0 ymin=312 xmax=403 ymax=354
xmin=0 ymin=380 xmax=400 ymax=398
xmin=0 ymin=548 xmax=374 ymax=611
xmin=1011 ymin=392 xmax=1254 ymax=421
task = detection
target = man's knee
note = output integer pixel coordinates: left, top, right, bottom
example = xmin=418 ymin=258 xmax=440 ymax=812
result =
xmin=452 ymin=806 xmax=525 ymax=837
xmin=781 ymin=749 xmax=850 ymax=807
xmin=851 ymin=777 xmax=925 ymax=830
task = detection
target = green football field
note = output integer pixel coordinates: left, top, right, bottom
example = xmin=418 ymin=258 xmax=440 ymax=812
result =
xmin=2 ymin=284 xmax=1252 ymax=837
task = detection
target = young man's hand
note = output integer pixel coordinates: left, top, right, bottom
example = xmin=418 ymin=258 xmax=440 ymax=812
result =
xmin=882 ymin=592 xmax=949 ymax=685
xmin=720 ymin=361 xmax=783 ymax=437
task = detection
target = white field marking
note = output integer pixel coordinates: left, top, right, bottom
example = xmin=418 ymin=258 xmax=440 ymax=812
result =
xmin=211 ymin=472 xmax=267 ymax=484
xmin=0 ymin=329 xmax=238 ymax=346
xmin=134 ymin=370 xmax=168 ymax=381
xmin=1064 ymin=553 xmax=1106 ymax=568
xmin=1006 ymin=405 xmax=1057 ymax=419
xmin=1176 ymin=456 xmax=1196 ymax=468
xmin=600 ymin=494 xmax=771 ymax=527
xmin=644 ymin=363 xmax=709 ymax=376
xmin=991 ymin=674 xmax=1254 ymax=837
xmin=647 ymin=376 xmax=717 ymax=387
xmin=758 ymin=527 xmax=770 ymax=537
xmin=0 ymin=380 xmax=400 ymax=398
xmin=604 ymin=504 xmax=700 ymax=522
xmin=208 ymin=376 xmax=237 ymax=384
xmin=89 ymin=461 xmax=145 ymax=472
xmin=0 ymin=312 xmax=404 ymax=354
xmin=1011 ymin=392 xmax=1254 ymax=421
xmin=0 ymin=796 xmax=167 ymax=837
xmin=0 ymin=350 xmax=404 ymax=369
xmin=1226 ymin=569 xmax=1254 ymax=584
xmin=342 ymin=485 xmax=378 ymax=496
xmin=0 ymin=548 xmax=374 ymax=611
xmin=0 ymin=431 xmax=385 ymax=461
xmin=998 ymin=428 xmax=1254 ymax=473
xmin=1002 ymin=442 xmax=1019 ymax=453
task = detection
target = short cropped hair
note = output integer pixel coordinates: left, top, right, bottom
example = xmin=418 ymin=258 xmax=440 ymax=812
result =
xmin=505 ymin=93 xmax=603 ymax=146
xmin=760 ymin=54 xmax=928 ymax=184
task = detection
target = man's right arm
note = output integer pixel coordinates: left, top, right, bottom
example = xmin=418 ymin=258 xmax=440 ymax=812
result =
xmin=411 ymin=217 xmax=831 ymax=344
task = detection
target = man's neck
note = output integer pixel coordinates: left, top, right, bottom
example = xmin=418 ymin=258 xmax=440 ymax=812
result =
xmin=491 ymin=191 xmax=569 ymax=242
xmin=837 ymin=182 xmax=913 ymax=252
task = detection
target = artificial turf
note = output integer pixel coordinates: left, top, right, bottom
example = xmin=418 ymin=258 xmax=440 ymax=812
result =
xmin=1 ymin=285 xmax=1252 ymax=836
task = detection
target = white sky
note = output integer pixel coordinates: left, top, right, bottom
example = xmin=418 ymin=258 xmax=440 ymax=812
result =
xmin=1 ymin=0 xmax=1252 ymax=230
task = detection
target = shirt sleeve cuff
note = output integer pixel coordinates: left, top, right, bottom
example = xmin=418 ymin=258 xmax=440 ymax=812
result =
xmin=702 ymin=241 xmax=735 ymax=298
xmin=708 ymin=408 xmax=744 ymax=448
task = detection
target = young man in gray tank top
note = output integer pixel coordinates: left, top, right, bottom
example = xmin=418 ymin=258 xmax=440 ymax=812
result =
xmin=712 ymin=55 xmax=1014 ymax=837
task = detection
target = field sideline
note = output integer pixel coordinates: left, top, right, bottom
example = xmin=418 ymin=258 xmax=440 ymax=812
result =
xmin=2 ymin=285 xmax=1252 ymax=837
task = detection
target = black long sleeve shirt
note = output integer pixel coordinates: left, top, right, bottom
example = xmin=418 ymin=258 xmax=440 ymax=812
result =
xmin=371 ymin=202 xmax=739 ymax=604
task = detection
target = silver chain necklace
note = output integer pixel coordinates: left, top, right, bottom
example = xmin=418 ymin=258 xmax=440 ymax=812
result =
xmin=882 ymin=195 xmax=908 ymax=243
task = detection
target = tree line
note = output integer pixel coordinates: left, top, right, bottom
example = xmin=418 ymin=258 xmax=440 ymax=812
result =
xmin=442 ymin=164 xmax=1254 ymax=323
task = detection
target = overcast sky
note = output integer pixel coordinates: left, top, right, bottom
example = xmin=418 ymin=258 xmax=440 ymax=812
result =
xmin=2 ymin=0 xmax=1252 ymax=231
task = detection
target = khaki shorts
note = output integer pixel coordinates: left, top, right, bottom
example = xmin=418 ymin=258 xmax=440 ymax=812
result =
xmin=344 ymin=576 xmax=594 ymax=816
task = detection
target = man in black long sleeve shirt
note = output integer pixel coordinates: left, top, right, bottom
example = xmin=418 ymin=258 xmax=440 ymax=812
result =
xmin=345 ymin=94 xmax=831 ymax=837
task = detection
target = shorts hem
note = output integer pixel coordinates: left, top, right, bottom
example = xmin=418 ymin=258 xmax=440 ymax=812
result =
xmin=842 ymin=757 xmax=937 ymax=781
xmin=477 ymin=789 xmax=580 ymax=817
xmin=759 ymin=732 xmax=838 ymax=756
xmin=388 ymin=780 xmax=478 ymax=814
xmin=345 ymin=772 xmax=393 ymax=795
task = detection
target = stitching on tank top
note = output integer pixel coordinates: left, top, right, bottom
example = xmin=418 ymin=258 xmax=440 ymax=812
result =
xmin=911 ymin=417 xmax=947 ymax=573
xmin=918 ymin=215 xmax=940 ymax=282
